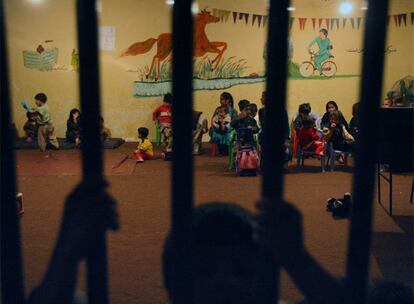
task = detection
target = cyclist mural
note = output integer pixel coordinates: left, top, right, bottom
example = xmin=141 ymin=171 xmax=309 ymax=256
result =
xmin=300 ymin=28 xmax=337 ymax=77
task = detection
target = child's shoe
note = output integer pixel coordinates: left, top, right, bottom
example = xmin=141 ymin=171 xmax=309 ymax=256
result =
xmin=136 ymin=157 xmax=144 ymax=163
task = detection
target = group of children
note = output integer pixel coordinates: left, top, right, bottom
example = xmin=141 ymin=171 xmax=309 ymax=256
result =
xmin=21 ymin=93 xmax=112 ymax=152
xmin=19 ymin=91 xmax=378 ymax=168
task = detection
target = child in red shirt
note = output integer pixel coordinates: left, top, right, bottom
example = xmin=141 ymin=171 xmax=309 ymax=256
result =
xmin=298 ymin=117 xmax=325 ymax=157
xmin=153 ymin=93 xmax=173 ymax=152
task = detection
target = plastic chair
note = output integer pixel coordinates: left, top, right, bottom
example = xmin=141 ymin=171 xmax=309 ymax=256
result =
xmin=296 ymin=130 xmax=326 ymax=172
xmin=325 ymin=142 xmax=350 ymax=171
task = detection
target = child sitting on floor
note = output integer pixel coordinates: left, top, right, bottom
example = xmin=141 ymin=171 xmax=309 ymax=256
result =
xmin=153 ymin=93 xmax=173 ymax=153
xmin=298 ymin=116 xmax=325 ymax=157
xmin=66 ymin=108 xmax=82 ymax=145
xmin=134 ymin=127 xmax=153 ymax=163
xmin=23 ymin=111 xmax=39 ymax=143
xmin=99 ymin=116 xmax=112 ymax=141
xmin=211 ymin=105 xmax=232 ymax=155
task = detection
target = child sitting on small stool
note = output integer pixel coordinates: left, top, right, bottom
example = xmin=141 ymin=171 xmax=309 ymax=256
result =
xmin=134 ymin=127 xmax=153 ymax=163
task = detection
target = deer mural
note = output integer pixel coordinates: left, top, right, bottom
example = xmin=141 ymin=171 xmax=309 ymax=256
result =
xmin=121 ymin=10 xmax=227 ymax=81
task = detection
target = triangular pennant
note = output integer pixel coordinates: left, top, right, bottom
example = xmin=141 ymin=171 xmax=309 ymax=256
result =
xmin=223 ymin=10 xmax=231 ymax=23
xmin=342 ymin=18 xmax=347 ymax=29
xmin=350 ymin=17 xmax=355 ymax=29
xmin=299 ymin=18 xmax=307 ymax=30
xmin=357 ymin=17 xmax=362 ymax=29
xmin=312 ymin=18 xmax=317 ymax=30
xmin=289 ymin=17 xmax=295 ymax=30
xmin=330 ymin=18 xmax=335 ymax=30
xmin=393 ymin=15 xmax=399 ymax=27
xmin=239 ymin=13 xmax=249 ymax=24
xmin=233 ymin=11 xmax=238 ymax=24
xmin=387 ymin=15 xmax=391 ymax=25
xmin=398 ymin=14 xmax=407 ymax=27
xmin=335 ymin=18 xmax=340 ymax=29
xmin=263 ymin=16 xmax=268 ymax=27
xmin=411 ymin=12 xmax=414 ymax=25
xmin=213 ymin=8 xmax=219 ymax=19
xmin=325 ymin=18 xmax=330 ymax=30
xmin=318 ymin=18 xmax=323 ymax=28
xmin=252 ymin=14 xmax=263 ymax=27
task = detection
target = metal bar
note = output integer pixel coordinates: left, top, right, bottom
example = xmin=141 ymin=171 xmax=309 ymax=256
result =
xmin=75 ymin=1 xmax=108 ymax=303
xmin=345 ymin=1 xmax=389 ymax=303
xmin=389 ymin=171 xmax=392 ymax=216
xmin=262 ymin=0 xmax=289 ymax=201
xmin=377 ymin=163 xmax=381 ymax=204
xmin=0 ymin=1 xmax=26 ymax=302
xmin=261 ymin=0 xmax=290 ymax=302
xmin=171 ymin=0 xmax=194 ymax=303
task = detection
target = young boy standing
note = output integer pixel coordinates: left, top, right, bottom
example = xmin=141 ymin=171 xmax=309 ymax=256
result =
xmin=25 ymin=93 xmax=59 ymax=152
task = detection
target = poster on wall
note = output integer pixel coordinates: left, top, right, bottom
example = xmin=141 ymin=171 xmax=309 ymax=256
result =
xmin=99 ymin=26 xmax=116 ymax=51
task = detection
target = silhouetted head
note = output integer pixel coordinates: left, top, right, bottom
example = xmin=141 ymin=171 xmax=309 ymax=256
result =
xmin=163 ymin=203 xmax=278 ymax=304
xmin=368 ymin=280 xmax=414 ymax=304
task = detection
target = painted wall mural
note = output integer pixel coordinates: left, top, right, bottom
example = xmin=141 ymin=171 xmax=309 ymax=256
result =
xmin=22 ymin=40 xmax=79 ymax=72
xmin=122 ymin=8 xmax=414 ymax=97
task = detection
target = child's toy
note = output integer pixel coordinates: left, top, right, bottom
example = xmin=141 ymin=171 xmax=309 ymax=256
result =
xmin=21 ymin=100 xmax=32 ymax=112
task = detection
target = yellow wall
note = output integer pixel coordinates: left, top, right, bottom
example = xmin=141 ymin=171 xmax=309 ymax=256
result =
xmin=5 ymin=0 xmax=414 ymax=141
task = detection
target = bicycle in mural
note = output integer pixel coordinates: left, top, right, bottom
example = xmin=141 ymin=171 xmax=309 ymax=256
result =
xmin=299 ymin=50 xmax=337 ymax=78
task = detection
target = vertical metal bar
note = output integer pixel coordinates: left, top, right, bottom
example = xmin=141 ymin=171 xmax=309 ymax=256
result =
xmin=76 ymin=1 xmax=108 ymax=304
xmin=345 ymin=1 xmax=389 ymax=303
xmin=389 ymin=171 xmax=392 ymax=216
xmin=0 ymin=1 xmax=26 ymax=303
xmin=261 ymin=0 xmax=290 ymax=302
xmin=262 ymin=0 xmax=289 ymax=201
xmin=171 ymin=0 xmax=194 ymax=303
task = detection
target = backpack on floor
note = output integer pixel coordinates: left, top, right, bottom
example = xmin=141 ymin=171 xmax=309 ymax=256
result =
xmin=235 ymin=147 xmax=260 ymax=176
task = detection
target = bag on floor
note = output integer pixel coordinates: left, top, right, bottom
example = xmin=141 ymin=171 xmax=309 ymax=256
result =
xmin=235 ymin=147 xmax=260 ymax=176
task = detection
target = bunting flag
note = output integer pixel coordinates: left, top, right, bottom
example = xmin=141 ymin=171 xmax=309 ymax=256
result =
xmin=350 ymin=17 xmax=355 ymax=29
xmin=232 ymin=11 xmax=238 ymax=24
xmin=318 ymin=18 xmax=323 ymax=28
xmin=356 ymin=17 xmax=362 ymax=29
xmin=252 ymin=14 xmax=263 ymax=27
xmin=212 ymin=7 xmax=413 ymax=30
xmin=393 ymin=14 xmax=399 ymax=27
xmin=330 ymin=18 xmax=340 ymax=30
xmin=239 ymin=12 xmax=250 ymax=25
xmin=289 ymin=17 xmax=295 ymax=30
xmin=298 ymin=18 xmax=307 ymax=30
xmin=342 ymin=18 xmax=347 ymax=29
xmin=398 ymin=14 xmax=407 ymax=27
xmin=212 ymin=9 xmax=231 ymax=23
xmin=263 ymin=15 xmax=268 ymax=27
